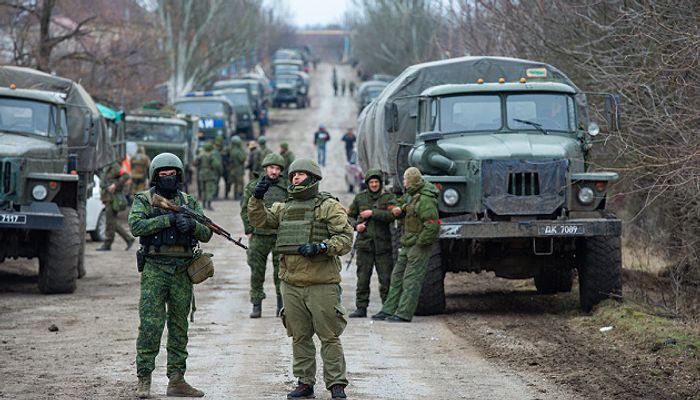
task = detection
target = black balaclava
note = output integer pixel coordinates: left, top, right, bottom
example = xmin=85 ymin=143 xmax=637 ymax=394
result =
xmin=154 ymin=172 xmax=180 ymax=198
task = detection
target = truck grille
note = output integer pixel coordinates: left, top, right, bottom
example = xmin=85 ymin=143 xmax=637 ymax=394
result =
xmin=508 ymin=172 xmax=540 ymax=196
xmin=1 ymin=160 xmax=10 ymax=195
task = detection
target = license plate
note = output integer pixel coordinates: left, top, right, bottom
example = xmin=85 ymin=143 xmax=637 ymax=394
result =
xmin=539 ymin=224 xmax=585 ymax=236
xmin=0 ymin=213 xmax=27 ymax=225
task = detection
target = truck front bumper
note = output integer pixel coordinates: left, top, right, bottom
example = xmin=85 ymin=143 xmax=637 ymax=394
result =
xmin=0 ymin=202 xmax=63 ymax=230
xmin=439 ymin=217 xmax=621 ymax=239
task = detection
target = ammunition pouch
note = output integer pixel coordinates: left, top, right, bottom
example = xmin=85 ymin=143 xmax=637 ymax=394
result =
xmin=187 ymin=250 xmax=214 ymax=284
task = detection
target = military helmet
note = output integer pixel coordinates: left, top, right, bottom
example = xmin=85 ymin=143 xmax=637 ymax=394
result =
xmin=257 ymin=136 xmax=267 ymax=145
xmin=231 ymin=135 xmax=242 ymax=144
xmin=280 ymin=142 xmax=289 ymax=150
xmin=149 ymin=153 xmax=184 ymax=181
xmin=261 ymin=153 xmax=286 ymax=171
xmin=288 ymin=158 xmax=322 ymax=180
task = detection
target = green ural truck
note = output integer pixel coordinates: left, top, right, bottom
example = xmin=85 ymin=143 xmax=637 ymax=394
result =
xmin=125 ymin=110 xmax=198 ymax=187
xmin=357 ymin=56 xmax=621 ymax=313
xmin=0 ymin=66 xmax=114 ymax=293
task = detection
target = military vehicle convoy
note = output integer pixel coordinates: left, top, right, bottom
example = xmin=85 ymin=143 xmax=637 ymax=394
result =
xmin=273 ymin=73 xmax=310 ymax=108
xmin=357 ymin=56 xmax=621 ymax=313
xmin=173 ymin=94 xmax=237 ymax=143
xmin=0 ymin=66 xmax=114 ymax=293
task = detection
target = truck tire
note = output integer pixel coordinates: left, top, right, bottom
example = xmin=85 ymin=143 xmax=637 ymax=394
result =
xmin=38 ymin=207 xmax=80 ymax=294
xmin=78 ymin=205 xmax=87 ymax=278
xmin=578 ymin=235 xmax=622 ymax=312
xmin=415 ymin=243 xmax=446 ymax=316
xmin=534 ymin=267 xmax=573 ymax=294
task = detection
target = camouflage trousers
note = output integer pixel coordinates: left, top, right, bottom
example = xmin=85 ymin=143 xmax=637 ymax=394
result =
xmin=136 ymin=260 xmax=192 ymax=378
xmin=247 ymin=234 xmax=280 ymax=304
xmin=354 ymin=250 xmax=393 ymax=309
xmin=104 ymin=207 xmax=133 ymax=248
xmin=227 ymin=171 xmax=245 ymax=199
xmin=380 ymin=243 xmax=431 ymax=321
xmin=200 ymin=179 xmax=217 ymax=203
xmin=280 ymin=282 xmax=348 ymax=389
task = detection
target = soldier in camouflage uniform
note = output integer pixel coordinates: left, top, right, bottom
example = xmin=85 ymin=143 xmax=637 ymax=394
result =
xmin=195 ymin=143 xmax=221 ymax=211
xmin=252 ymin=135 xmax=272 ymax=175
xmin=225 ymin=135 xmax=247 ymax=200
xmin=128 ymin=153 xmax=213 ymax=398
xmin=240 ymin=153 xmax=288 ymax=318
xmin=248 ymin=158 xmax=352 ymax=400
xmin=347 ymin=169 xmax=396 ymax=318
xmin=213 ymin=136 xmax=226 ymax=199
xmin=97 ymin=160 xmax=135 ymax=251
xmin=279 ymin=142 xmax=295 ymax=169
xmin=130 ymin=146 xmax=151 ymax=192
xmin=372 ymin=167 xmax=439 ymax=323
xmin=246 ymin=140 xmax=258 ymax=183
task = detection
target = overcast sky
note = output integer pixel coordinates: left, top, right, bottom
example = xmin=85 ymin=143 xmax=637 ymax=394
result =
xmin=278 ymin=0 xmax=352 ymax=27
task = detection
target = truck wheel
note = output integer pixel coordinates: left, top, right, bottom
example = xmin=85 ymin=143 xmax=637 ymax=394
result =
xmin=534 ymin=267 xmax=573 ymax=294
xmin=38 ymin=207 xmax=80 ymax=294
xmin=415 ymin=243 xmax=446 ymax=316
xmin=578 ymin=235 xmax=622 ymax=312
xmin=89 ymin=209 xmax=107 ymax=242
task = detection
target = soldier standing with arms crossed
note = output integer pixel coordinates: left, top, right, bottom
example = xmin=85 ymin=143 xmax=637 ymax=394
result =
xmin=347 ymin=169 xmax=396 ymax=318
xmin=97 ymin=159 xmax=135 ymax=251
xmin=372 ymin=167 xmax=439 ymax=323
xmin=248 ymin=158 xmax=352 ymax=399
xmin=240 ymin=153 xmax=289 ymax=318
xmin=129 ymin=153 xmax=213 ymax=398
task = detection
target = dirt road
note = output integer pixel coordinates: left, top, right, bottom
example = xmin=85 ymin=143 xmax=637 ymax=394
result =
xmin=1 ymin=64 xmax=695 ymax=400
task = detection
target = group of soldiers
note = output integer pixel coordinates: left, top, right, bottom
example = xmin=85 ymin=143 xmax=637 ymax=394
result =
xmin=97 ymin=131 xmax=439 ymax=399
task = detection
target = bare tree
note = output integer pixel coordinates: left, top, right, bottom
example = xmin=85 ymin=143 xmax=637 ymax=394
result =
xmin=157 ymin=0 xmax=263 ymax=100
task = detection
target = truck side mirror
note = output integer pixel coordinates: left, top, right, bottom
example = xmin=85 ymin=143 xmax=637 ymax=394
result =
xmin=385 ymin=102 xmax=399 ymax=132
xmin=604 ymin=94 xmax=621 ymax=131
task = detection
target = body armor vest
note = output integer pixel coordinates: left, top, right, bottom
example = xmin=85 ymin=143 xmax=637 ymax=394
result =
xmin=403 ymin=193 xmax=423 ymax=234
xmin=139 ymin=189 xmax=197 ymax=256
xmin=275 ymin=194 xmax=332 ymax=254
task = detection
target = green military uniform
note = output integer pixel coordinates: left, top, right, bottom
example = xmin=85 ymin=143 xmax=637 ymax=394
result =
xmin=377 ymin=167 xmax=439 ymax=322
xmin=195 ymin=143 xmax=221 ymax=210
xmin=280 ymin=142 xmax=296 ymax=169
xmin=246 ymin=141 xmax=258 ymax=183
xmin=213 ymin=137 xmax=226 ymax=199
xmin=240 ymin=153 xmax=289 ymax=316
xmin=129 ymin=153 xmax=212 ymax=398
xmin=225 ymin=136 xmax=247 ymax=200
xmin=131 ymin=147 xmax=151 ymax=192
xmin=98 ymin=160 xmax=134 ymax=251
xmin=252 ymin=136 xmax=272 ymax=174
xmin=347 ymin=169 xmax=396 ymax=315
xmin=248 ymin=158 xmax=352 ymax=397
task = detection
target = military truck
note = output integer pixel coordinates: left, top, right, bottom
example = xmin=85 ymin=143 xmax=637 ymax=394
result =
xmin=173 ymin=94 xmax=236 ymax=143
xmin=0 ymin=66 xmax=113 ymax=293
xmin=357 ymin=56 xmax=621 ymax=313
xmin=209 ymin=88 xmax=257 ymax=139
xmin=356 ymin=80 xmax=388 ymax=114
xmin=212 ymin=78 xmax=266 ymax=119
xmin=125 ymin=110 xmax=198 ymax=187
xmin=272 ymin=73 xmax=309 ymax=108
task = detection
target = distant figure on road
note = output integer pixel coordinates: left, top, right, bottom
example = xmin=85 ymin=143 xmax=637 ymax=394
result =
xmin=332 ymin=67 xmax=338 ymax=96
xmin=341 ymin=79 xmax=346 ymax=96
xmin=129 ymin=153 xmax=213 ymax=398
xmin=372 ymin=167 xmax=439 ymax=323
xmin=341 ymin=128 xmax=356 ymax=162
xmin=247 ymin=158 xmax=352 ymax=400
xmin=97 ymin=160 xmax=135 ymax=251
xmin=348 ymin=80 xmax=356 ymax=97
xmin=313 ymin=124 xmax=331 ymax=167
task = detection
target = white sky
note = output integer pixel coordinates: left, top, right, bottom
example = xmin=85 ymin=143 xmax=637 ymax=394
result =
xmin=276 ymin=0 xmax=352 ymax=27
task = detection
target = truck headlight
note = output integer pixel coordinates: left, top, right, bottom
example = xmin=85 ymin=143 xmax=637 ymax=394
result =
xmin=443 ymin=188 xmax=459 ymax=206
xmin=577 ymin=186 xmax=595 ymax=205
xmin=32 ymin=184 xmax=48 ymax=200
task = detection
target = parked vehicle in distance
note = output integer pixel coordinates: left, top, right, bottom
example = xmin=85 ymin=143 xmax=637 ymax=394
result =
xmin=356 ymin=80 xmax=388 ymax=113
xmin=273 ymin=73 xmax=309 ymax=108
xmin=173 ymin=94 xmax=236 ymax=143
xmin=211 ymin=88 xmax=257 ymax=139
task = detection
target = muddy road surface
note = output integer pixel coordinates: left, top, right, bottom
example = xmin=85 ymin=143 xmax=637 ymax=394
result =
xmin=1 ymin=64 xmax=694 ymax=400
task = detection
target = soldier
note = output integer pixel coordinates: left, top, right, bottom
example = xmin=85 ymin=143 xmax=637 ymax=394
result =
xmin=246 ymin=140 xmax=258 ymax=183
xmin=240 ymin=153 xmax=288 ymax=318
xmin=253 ymin=136 xmax=272 ymax=174
xmin=226 ymin=135 xmax=247 ymax=200
xmin=131 ymin=146 xmax=151 ymax=192
xmin=347 ymin=169 xmax=396 ymax=318
xmin=129 ymin=153 xmax=212 ymax=398
xmin=348 ymin=80 xmax=356 ymax=97
xmin=214 ymin=136 xmax=227 ymax=199
xmin=248 ymin=158 xmax=352 ymax=400
xmin=340 ymin=79 xmax=346 ymax=96
xmin=195 ymin=143 xmax=220 ymax=211
xmin=372 ymin=167 xmax=439 ymax=323
xmin=279 ymin=142 xmax=295 ymax=169
xmin=97 ymin=160 xmax=135 ymax=251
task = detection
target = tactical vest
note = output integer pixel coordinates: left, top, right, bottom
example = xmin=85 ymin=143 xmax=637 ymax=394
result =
xmin=131 ymin=156 xmax=148 ymax=179
xmin=254 ymin=179 xmax=288 ymax=235
xmin=403 ymin=193 xmax=423 ymax=234
xmin=275 ymin=193 xmax=333 ymax=255
xmin=139 ymin=188 xmax=197 ymax=256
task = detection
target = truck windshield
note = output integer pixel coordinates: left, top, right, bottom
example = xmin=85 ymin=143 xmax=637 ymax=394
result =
xmin=222 ymin=93 xmax=249 ymax=107
xmin=439 ymin=95 xmax=502 ymax=132
xmin=126 ymin=122 xmax=186 ymax=142
xmin=0 ymin=97 xmax=58 ymax=137
xmin=276 ymin=76 xmax=298 ymax=85
xmin=506 ymin=94 xmax=574 ymax=132
xmin=275 ymin=65 xmax=301 ymax=75
xmin=174 ymin=101 xmax=225 ymax=117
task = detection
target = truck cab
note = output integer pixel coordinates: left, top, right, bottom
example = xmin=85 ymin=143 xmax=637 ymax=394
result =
xmin=173 ymin=94 xmax=236 ymax=143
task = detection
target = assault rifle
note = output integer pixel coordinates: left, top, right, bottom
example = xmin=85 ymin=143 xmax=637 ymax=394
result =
xmin=151 ymin=193 xmax=248 ymax=250
xmin=345 ymin=239 xmax=357 ymax=271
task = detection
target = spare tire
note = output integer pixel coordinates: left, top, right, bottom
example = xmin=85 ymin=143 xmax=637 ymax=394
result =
xmin=38 ymin=207 xmax=80 ymax=294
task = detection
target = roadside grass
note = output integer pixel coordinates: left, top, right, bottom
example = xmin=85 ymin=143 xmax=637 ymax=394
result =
xmin=583 ymin=299 xmax=700 ymax=359
xmin=622 ymin=244 xmax=669 ymax=274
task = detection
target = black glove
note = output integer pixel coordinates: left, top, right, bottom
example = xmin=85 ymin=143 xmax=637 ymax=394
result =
xmin=253 ymin=177 xmax=270 ymax=199
xmin=168 ymin=212 xmax=177 ymax=226
xmin=298 ymin=242 xmax=328 ymax=257
xmin=175 ymin=213 xmax=196 ymax=233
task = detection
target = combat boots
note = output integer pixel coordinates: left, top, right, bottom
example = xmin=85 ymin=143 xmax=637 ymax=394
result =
xmin=96 ymin=244 xmax=111 ymax=251
xmin=276 ymin=295 xmax=283 ymax=317
xmin=250 ymin=303 xmax=262 ymax=318
xmin=287 ymin=381 xmax=314 ymax=398
xmin=349 ymin=307 xmax=367 ymax=318
xmin=136 ymin=375 xmax=151 ymax=399
xmin=166 ymin=373 xmax=204 ymax=397
xmin=330 ymin=384 xmax=347 ymax=399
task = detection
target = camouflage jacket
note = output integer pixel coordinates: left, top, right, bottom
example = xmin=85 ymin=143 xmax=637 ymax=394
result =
xmin=347 ymin=189 xmax=396 ymax=254
xmin=395 ymin=181 xmax=440 ymax=247
xmin=100 ymin=161 xmax=130 ymax=204
xmin=226 ymin=144 xmax=247 ymax=175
